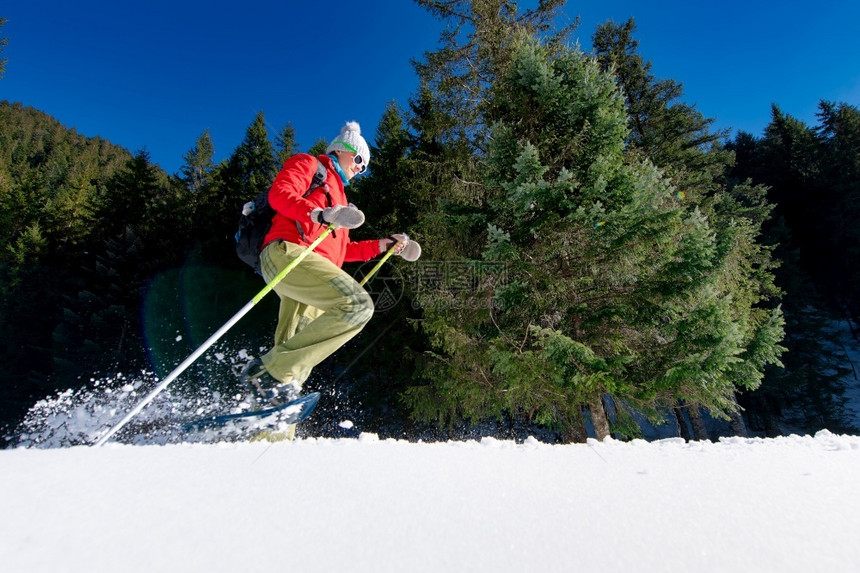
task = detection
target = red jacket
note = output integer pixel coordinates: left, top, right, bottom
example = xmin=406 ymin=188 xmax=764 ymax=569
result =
xmin=263 ymin=153 xmax=380 ymax=267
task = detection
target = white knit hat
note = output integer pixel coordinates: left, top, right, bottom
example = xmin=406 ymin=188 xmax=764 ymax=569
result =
xmin=326 ymin=121 xmax=370 ymax=168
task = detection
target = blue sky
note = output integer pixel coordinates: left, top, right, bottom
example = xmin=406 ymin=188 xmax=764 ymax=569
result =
xmin=3 ymin=1 xmax=859 ymax=175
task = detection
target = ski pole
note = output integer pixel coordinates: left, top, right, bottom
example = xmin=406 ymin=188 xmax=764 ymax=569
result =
xmin=93 ymin=224 xmax=335 ymax=446
xmin=359 ymin=247 xmax=399 ymax=286
xmin=359 ymin=237 xmax=421 ymax=286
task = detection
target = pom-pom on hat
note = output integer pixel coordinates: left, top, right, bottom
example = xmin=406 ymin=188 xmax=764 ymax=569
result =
xmin=326 ymin=121 xmax=370 ymax=168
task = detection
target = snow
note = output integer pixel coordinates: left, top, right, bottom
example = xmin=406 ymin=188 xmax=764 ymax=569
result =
xmin=2 ymin=431 xmax=860 ymax=572
xmin=4 ymin=329 xmax=860 ymax=572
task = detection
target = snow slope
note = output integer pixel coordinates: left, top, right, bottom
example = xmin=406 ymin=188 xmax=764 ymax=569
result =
xmin=2 ymin=432 xmax=860 ymax=573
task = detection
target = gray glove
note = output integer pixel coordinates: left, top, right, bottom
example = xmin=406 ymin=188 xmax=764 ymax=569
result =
xmin=399 ymin=239 xmax=422 ymax=262
xmin=311 ymin=203 xmax=365 ymax=229
xmin=380 ymin=233 xmax=422 ymax=262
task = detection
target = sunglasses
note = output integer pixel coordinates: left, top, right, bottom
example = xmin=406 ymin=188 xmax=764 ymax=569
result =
xmin=352 ymin=154 xmax=367 ymax=174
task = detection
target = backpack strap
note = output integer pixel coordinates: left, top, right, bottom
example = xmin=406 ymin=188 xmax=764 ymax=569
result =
xmin=295 ymin=158 xmax=332 ymax=242
xmin=303 ymin=159 xmax=330 ymax=202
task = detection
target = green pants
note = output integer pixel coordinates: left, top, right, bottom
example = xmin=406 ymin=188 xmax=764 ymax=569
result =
xmin=259 ymin=240 xmax=374 ymax=387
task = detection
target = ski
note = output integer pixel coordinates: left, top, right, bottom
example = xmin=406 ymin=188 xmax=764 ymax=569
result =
xmin=184 ymin=392 xmax=321 ymax=432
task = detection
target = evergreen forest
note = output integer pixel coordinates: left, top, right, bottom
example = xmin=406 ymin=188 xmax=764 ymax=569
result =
xmin=1 ymin=3 xmax=858 ymax=444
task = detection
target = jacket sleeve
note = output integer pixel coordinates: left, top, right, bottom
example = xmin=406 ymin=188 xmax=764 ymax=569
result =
xmin=267 ymin=154 xmax=321 ymax=221
xmin=345 ymin=239 xmax=382 ymax=263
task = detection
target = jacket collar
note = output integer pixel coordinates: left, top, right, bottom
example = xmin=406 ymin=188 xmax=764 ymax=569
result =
xmin=324 ymin=153 xmax=350 ymax=186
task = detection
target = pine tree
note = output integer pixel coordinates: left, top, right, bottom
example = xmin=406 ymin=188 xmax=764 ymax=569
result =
xmin=180 ymin=129 xmax=215 ymax=195
xmin=0 ymin=102 xmax=135 ymax=432
xmin=0 ymin=17 xmax=7 ymax=80
xmin=756 ymin=106 xmax=820 ymax=260
xmin=592 ymin=18 xmax=732 ymax=201
xmin=221 ymin=111 xmax=278 ymax=201
xmin=56 ymin=150 xmax=193 ymax=381
xmin=729 ymin=104 xmax=860 ymax=434
xmin=97 ymin=150 xmax=174 ymax=241
xmin=307 ymin=138 xmax=328 ymax=157
xmin=275 ymin=121 xmax=298 ymax=166
xmin=401 ymin=1 xmax=569 ymax=436
xmin=414 ymin=1 xmax=573 ymax=147
xmin=815 ymin=102 xmax=860 ymax=321
xmin=483 ymin=35 xmax=724 ymax=438
xmin=213 ymin=112 xmax=279 ymax=252
xmin=179 ymin=129 xmax=230 ymax=261
xmin=352 ymin=101 xmax=415 ymax=235
xmin=590 ymin=18 xmax=787 ymax=437
xmin=405 ymin=17 xmax=786 ymax=441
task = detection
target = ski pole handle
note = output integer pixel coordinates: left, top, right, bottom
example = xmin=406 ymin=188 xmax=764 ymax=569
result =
xmin=359 ymin=236 xmax=422 ymax=286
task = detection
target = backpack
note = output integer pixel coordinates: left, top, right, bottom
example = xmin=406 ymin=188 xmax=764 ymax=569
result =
xmin=235 ymin=157 xmax=329 ymax=275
